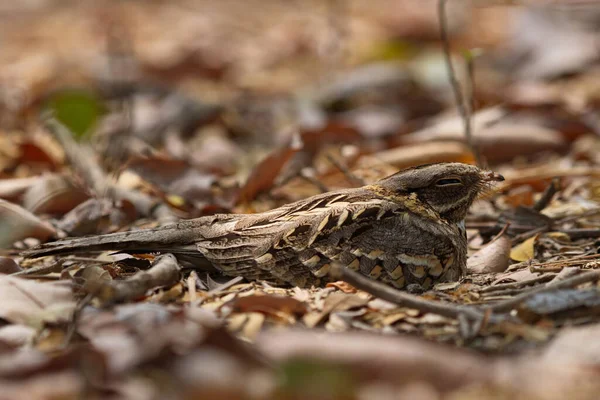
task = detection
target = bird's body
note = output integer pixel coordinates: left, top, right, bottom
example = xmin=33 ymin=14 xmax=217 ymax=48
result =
xmin=23 ymin=163 xmax=504 ymax=289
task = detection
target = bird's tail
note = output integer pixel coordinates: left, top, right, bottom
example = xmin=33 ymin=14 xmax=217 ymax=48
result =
xmin=22 ymin=221 xmax=206 ymax=260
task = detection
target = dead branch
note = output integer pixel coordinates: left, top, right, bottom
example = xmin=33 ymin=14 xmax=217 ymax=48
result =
xmin=62 ymin=293 xmax=93 ymax=348
xmin=479 ymin=274 xmax=555 ymax=293
xmin=487 ymin=269 xmax=600 ymax=312
xmin=329 ymin=264 xmax=483 ymax=321
xmin=93 ymin=253 xmax=182 ymax=304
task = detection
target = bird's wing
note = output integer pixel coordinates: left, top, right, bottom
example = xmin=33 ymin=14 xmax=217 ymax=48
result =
xmin=276 ymin=189 xmax=464 ymax=289
xmin=195 ymin=188 xmax=382 ymax=285
xmin=196 ymin=187 xmax=452 ymax=287
xmin=329 ymin=215 xmax=463 ymax=289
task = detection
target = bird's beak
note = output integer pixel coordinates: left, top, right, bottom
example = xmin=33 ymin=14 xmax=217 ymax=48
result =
xmin=483 ymin=171 xmax=505 ymax=182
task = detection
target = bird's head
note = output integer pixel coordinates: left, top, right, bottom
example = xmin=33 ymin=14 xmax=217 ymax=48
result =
xmin=376 ymin=162 xmax=504 ymax=223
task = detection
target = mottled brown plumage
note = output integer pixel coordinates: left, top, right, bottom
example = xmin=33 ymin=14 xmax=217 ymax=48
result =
xmin=23 ymin=163 xmax=504 ymax=289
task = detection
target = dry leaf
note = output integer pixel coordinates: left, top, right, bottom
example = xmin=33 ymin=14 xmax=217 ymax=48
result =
xmin=241 ymin=312 xmax=265 ymax=340
xmin=236 ymin=134 xmax=303 ymax=204
xmin=368 ymin=298 xmax=399 ymax=311
xmin=339 ymin=105 xmax=405 ymax=139
xmin=403 ymin=107 xmax=566 ymax=162
xmin=57 ymin=198 xmax=136 ymax=236
xmin=492 ymin=268 xmax=540 ymax=285
xmin=16 ymin=139 xmax=61 ymax=170
xmin=542 ymin=323 xmax=600 ymax=366
xmin=546 ymin=232 xmax=571 ymax=241
xmin=127 ymin=155 xmax=215 ymax=201
xmin=0 ymin=275 xmax=74 ymax=328
xmin=468 ymin=233 xmax=511 ymax=274
xmin=22 ymin=174 xmax=89 ymax=215
xmin=291 ymin=287 xmax=311 ymax=303
xmin=0 ymin=177 xmax=41 ymax=203
xmin=504 ymin=6 xmax=600 ymax=80
xmin=361 ymin=141 xmax=474 ymax=170
xmin=303 ymin=292 xmax=369 ymax=328
xmin=326 ymin=281 xmax=358 ymax=293
xmin=510 ymin=235 xmax=538 ymax=262
xmin=0 ymin=324 xmax=36 ymax=348
xmin=504 ymin=185 xmax=535 ymax=208
xmin=229 ymin=294 xmax=307 ymax=318
xmin=0 ymin=257 xmax=21 ymax=274
xmin=0 ymin=199 xmax=57 ymax=246
xmin=227 ymin=311 xmax=266 ymax=340
xmin=500 ymin=165 xmax=600 ymax=190
xmin=78 ymin=265 xmax=113 ymax=295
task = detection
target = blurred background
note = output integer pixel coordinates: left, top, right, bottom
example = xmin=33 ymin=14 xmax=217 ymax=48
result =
xmin=1 ymin=0 xmax=599 ymax=217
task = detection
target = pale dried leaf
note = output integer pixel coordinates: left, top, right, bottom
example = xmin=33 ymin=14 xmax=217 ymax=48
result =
xmin=0 ymin=177 xmax=40 ymax=202
xmin=0 ymin=324 xmax=36 ymax=348
xmin=359 ymin=141 xmax=474 ymax=170
xmin=468 ymin=234 xmax=511 ymax=274
xmin=0 ymin=275 xmax=74 ymax=327
xmin=0 ymin=199 xmax=56 ymax=246
xmin=22 ymin=174 xmax=88 ymax=215
xmin=542 ymin=323 xmax=600 ymax=366
xmin=492 ymin=268 xmax=540 ymax=285
xmin=303 ymin=292 xmax=369 ymax=328
xmin=404 ymin=107 xmax=566 ymax=162
xmin=241 ymin=312 xmax=265 ymax=340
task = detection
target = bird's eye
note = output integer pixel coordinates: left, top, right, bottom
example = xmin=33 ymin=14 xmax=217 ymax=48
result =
xmin=436 ymin=178 xmax=462 ymax=186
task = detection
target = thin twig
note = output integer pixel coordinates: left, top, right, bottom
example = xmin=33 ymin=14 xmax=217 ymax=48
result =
xmin=330 ymin=264 xmax=483 ymax=321
xmin=438 ymin=0 xmax=481 ymax=167
xmin=527 ymin=254 xmax=600 ymax=268
xmin=62 ymin=293 xmax=93 ymax=348
xmin=300 ymin=169 xmax=329 ymax=193
xmin=8 ymin=279 xmax=50 ymax=309
xmin=479 ymin=274 xmax=555 ymax=293
xmin=11 ymin=259 xmax=65 ymax=277
xmin=529 ymin=266 xmax=564 ymax=274
xmin=508 ymin=178 xmax=564 ymax=243
xmin=326 ymin=154 xmax=365 ymax=186
xmin=510 ymin=225 xmax=548 ymax=245
xmin=562 ymin=229 xmax=600 ymax=240
xmin=464 ymin=50 xmax=484 ymax=168
xmin=487 ymin=269 xmax=600 ymax=312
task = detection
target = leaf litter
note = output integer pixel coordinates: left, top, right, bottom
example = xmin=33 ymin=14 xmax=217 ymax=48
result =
xmin=1 ymin=1 xmax=600 ymax=398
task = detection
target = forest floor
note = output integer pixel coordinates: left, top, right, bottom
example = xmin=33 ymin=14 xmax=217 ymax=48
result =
xmin=1 ymin=1 xmax=600 ymax=399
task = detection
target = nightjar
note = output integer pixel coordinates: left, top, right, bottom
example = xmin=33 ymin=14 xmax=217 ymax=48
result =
xmin=24 ymin=163 xmax=504 ymax=290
